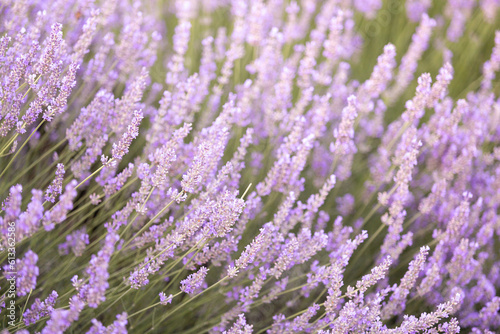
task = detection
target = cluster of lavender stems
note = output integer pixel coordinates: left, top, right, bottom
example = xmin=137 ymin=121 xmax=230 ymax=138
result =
xmin=0 ymin=0 xmax=500 ymax=333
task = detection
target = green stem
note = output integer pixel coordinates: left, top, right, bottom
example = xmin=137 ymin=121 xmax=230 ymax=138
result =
xmin=0 ymin=120 xmax=45 ymax=179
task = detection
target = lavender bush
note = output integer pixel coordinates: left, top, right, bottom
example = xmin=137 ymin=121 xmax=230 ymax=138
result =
xmin=0 ymin=0 xmax=499 ymax=333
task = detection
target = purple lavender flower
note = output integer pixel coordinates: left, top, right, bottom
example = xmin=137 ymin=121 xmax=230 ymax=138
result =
xmin=2 ymin=250 xmax=39 ymax=296
xmin=45 ymin=163 xmax=65 ymax=203
xmin=225 ymin=314 xmax=253 ymax=334
xmin=331 ymin=95 xmax=357 ymax=156
xmin=166 ymin=21 xmax=191 ymax=85
xmin=43 ymin=180 xmax=78 ymax=231
xmin=180 ymin=266 xmax=209 ymax=295
xmin=42 ymin=295 xmax=85 ymax=334
xmin=481 ymin=31 xmax=500 ymax=92
xmin=86 ymin=312 xmax=128 ymax=334
xmin=89 ymin=193 xmax=101 ymax=205
xmin=381 ymin=246 xmax=430 ymax=319
xmin=354 ymin=0 xmax=382 ymax=18
xmin=17 ymin=189 xmax=44 ymax=241
xmin=46 ymin=62 xmax=80 ymax=122
xmin=159 ymin=292 xmax=173 ymax=305
xmin=181 ymin=100 xmax=235 ymax=193
xmin=386 ymin=13 xmax=436 ymax=103
xmin=23 ymin=291 xmax=58 ymax=325
xmin=76 ymin=225 xmax=119 ymax=308
xmin=111 ymin=109 xmax=144 ymax=161
xmin=36 ymin=23 xmax=63 ymax=75
xmin=58 ymin=228 xmax=89 ymax=257
xmin=103 ymin=163 xmax=135 ymax=197
xmin=206 ymin=190 xmax=245 ymax=237
xmin=1 ymin=184 xmax=22 ymax=249
xmin=406 ymin=0 xmax=432 ymax=22
xmin=72 ymin=9 xmax=100 ymax=62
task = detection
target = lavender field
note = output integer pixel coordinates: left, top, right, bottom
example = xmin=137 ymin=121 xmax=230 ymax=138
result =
xmin=0 ymin=0 xmax=500 ymax=333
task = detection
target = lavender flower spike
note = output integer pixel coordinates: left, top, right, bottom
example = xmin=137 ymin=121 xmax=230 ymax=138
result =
xmin=180 ymin=267 xmax=209 ymax=295
xmin=112 ymin=110 xmax=144 ymax=161
xmin=23 ymin=291 xmax=58 ymax=326
xmin=45 ymin=163 xmax=65 ymax=203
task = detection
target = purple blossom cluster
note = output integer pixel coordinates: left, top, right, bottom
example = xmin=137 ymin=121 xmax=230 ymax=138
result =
xmin=58 ymin=228 xmax=89 ymax=257
xmin=2 ymin=250 xmax=39 ymax=297
xmin=22 ymin=291 xmax=58 ymax=326
xmin=45 ymin=163 xmax=65 ymax=203
xmin=0 ymin=0 xmax=499 ymax=333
